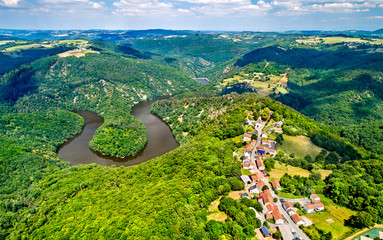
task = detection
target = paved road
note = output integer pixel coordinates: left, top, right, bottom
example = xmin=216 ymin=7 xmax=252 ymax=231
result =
xmin=264 ymin=181 xmax=310 ymax=240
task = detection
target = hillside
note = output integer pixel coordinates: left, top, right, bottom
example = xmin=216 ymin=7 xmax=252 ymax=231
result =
xmin=0 ymin=40 xmax=198 ymax=157
xmin=230 ymin=44 xmax=383 ymax=155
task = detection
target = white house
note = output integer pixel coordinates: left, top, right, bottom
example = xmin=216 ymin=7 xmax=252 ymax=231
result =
xmin=291 ymin=214 xmax=305 ymax=226
xmin=261 ymin=132 xmax=268 ymax=138
xmin=304 ymin=204 xmax=316 ymax=213
xmin=242 ymin=133 xmax=252 ymax=142
xmin=310 ymin=194 xmax=320 ymax=202
xmin=315 ymin=202 xmax=325 ymax=211
xmin=249 ymin=185 xmax=259 ymax=194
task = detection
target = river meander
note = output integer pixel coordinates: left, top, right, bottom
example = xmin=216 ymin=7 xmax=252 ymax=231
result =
xmin=57 ymin=95 xmax=179 ymax=167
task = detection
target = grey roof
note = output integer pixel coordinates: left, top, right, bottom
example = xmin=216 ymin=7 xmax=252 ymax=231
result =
xmin=240 ymin=175 xmax=251 ymax=183
xmin=260 ymin=226 xmax=271 ymax=236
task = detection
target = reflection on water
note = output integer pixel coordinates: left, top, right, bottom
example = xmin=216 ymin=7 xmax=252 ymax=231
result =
xmin=57 ymin=96 xmax=179 ymax=167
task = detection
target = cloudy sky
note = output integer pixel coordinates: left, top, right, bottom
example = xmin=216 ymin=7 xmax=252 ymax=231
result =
xmin=0 ymin=0 xmax=382 ymax=31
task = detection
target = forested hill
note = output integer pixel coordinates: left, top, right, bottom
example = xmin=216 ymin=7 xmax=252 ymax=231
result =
xmin=0 ymin=40 xmax=198 ymax=157
xmin=232 ymin=45 xmax=383 ymax=155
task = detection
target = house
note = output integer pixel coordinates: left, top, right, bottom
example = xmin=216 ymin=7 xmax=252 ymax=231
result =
xmin=242 ymin=133 xmax=252 ymax=142
xmin=260 ymin=226 xmax=272 ymax=237
xmin=251 ymin=171 xmax=264 ymax=182
xmin=265 ymin=148 xmax=276 ymax=156
xmin=261 ymin=132 xmax=268 ymax=138
xmin=315 ymin=202 xmax=325 ymax=211
xmin=291 ymin=213 xmax=305 ymax=226
xmin=266 ymin=213 xmax=273 ymax=220
xmin=250 ymin=139 xmax=257 ymax=146
xmin=283 ymin=201 xmax=294 ymax=212
xmin=271 ymin=179 xmax=281 ymax=191
xmin=310 ymin=194 xmax=320 ymax=202
xmin=260 ymin=154 xmax=271 ymax=159
xmin=263 ymin=195 xmax=273 ymax=206
xmin=256 ymin=180 xmax=265 ymax=190
xmin=272 ymin=208 xmax=284 ymax=225
xmin=242 ymin=160 xmax=251 ymax=169
xmin=273 ymin=127 xmax=283 ymax=133
xmin=244 ymin=144 xmax=253 ymax=157
xmin=240 ymin=175 xmax=252 ymax=186
xmin=249 ymin=185 xmax=259 ymax=194
xmin=266 ymin=204 xmax=274 ymax=213
xmin=256 ymin=158 xmax=265 ymax=171
xmin=262 ymin=139 xmax=272 ymax=147
xmin=304 ymin=204 xmax=316 ymax=213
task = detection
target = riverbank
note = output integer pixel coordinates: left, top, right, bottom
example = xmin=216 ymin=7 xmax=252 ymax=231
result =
xmin=58 ymin=95 xmax=179 ymax=167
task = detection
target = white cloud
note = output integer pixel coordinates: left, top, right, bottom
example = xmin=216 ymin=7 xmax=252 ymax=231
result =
xmin=274 ymin=0 xmax=376 ymax=15
xmin=1 ymin=0 xmax=21 ymax=7
xmin=177 ymin=0 xmax=248 ymax=3
xmin=113 ymin=0 xmax=174 ymax=16
xmin=36 ymin=0 xmax=106 ymax=12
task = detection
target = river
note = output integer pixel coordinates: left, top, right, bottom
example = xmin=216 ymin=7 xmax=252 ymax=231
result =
xmin=57 ymin=95 xmax=179 ymax=167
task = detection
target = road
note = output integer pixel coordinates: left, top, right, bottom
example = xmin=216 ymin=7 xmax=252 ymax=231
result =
xmin=264 ymin=175 xmax=310 ymax=240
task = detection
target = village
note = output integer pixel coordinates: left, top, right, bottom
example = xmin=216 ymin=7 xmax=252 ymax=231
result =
xmin=235 ymin=110 xmax=326 ymax=240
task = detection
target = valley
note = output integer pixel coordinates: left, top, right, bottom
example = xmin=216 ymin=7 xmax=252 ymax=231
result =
xmin=0 ymin=30 xmax=383 ymax=240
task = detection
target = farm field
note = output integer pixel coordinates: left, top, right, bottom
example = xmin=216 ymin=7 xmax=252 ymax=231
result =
xmin=269 ymin=162 xmax=332 ymax=180
xmin=276 ymin=135 xmax=323 ymax=159
xmin=297 ymin=36 xmax=383 ymax=45
xmin=2 ymin=43 xmax=53 ymax=52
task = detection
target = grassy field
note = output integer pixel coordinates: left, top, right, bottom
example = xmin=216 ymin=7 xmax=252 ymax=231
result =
xmin=241 ymin=168 xmax=251 ymax=175
xmin=276 ymin=135 xmax=323 ymax=159
xmin=304 ymin=194 xmax=355 ymax=239
xmin=222 ymin=72 xmax=288 ymax=97
xmin=297 ymin=37 xmax=383 ymax=45
xmin=269 ymin=162 xmax=332 ymax=180
xmin=58 ymin=39 xmax=89 ymax=45
xmin=3 ymin=43 xmax=53 ymax=52
xmin=0 ymin=40 xmax=15 ymax=45
xmin=207 ymin=197 xmax=228 ymax=222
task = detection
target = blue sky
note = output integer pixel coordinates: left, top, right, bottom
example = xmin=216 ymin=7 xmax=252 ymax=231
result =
xmin=0 ymin=0 xmax=382 ymax=31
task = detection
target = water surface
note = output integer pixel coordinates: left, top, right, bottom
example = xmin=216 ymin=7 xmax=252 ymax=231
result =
xmin=57 ymin=96 xmax=179 ymax=166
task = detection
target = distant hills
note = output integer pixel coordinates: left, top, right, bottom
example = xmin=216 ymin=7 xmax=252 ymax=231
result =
xmin=0 ymin=28 xmax=382 ymax=42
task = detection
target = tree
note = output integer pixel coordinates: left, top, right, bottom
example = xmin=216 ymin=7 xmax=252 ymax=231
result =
xmin=309 ymin=170 xmax=322 ymax=181
xmin=349 ymin=211 xmax=375 ymax=228
xmin=275 ymin=134 xmax=284 ymax=145
xmin=273 ymin=230 xmax=282 ymax=240
xmin=326 ymin=152 xmax=339 ymax=165
xmin=261 ymin=107 xmax=271 ymax=121
xmin=262 ymin=185 xmax=269 ymax=191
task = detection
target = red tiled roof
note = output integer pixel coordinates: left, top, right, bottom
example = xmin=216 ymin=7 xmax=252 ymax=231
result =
xmin=266 ymin=204 xmax=274 ymax=212
xmin=291 ymin=213 xmax=302 ymax=224
xmin=257 ymin=159 xmax=264 ymax=168
xmin=310 ymin=194 xmax=320 ymax=199
xmin=272 ymin=180 xmax=281 ymax=188
xmin=266 ymin=214 xmax=273 ymax=219
xmin=272 ymin=209 xmax=283 ymax=221
xmin=315 ymin=202 xmax=324 ymax=208
xmin=305 ymin=204 xmax=316 ymax=210
xmin=283 ymin=202 xmax=293 ymax=210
